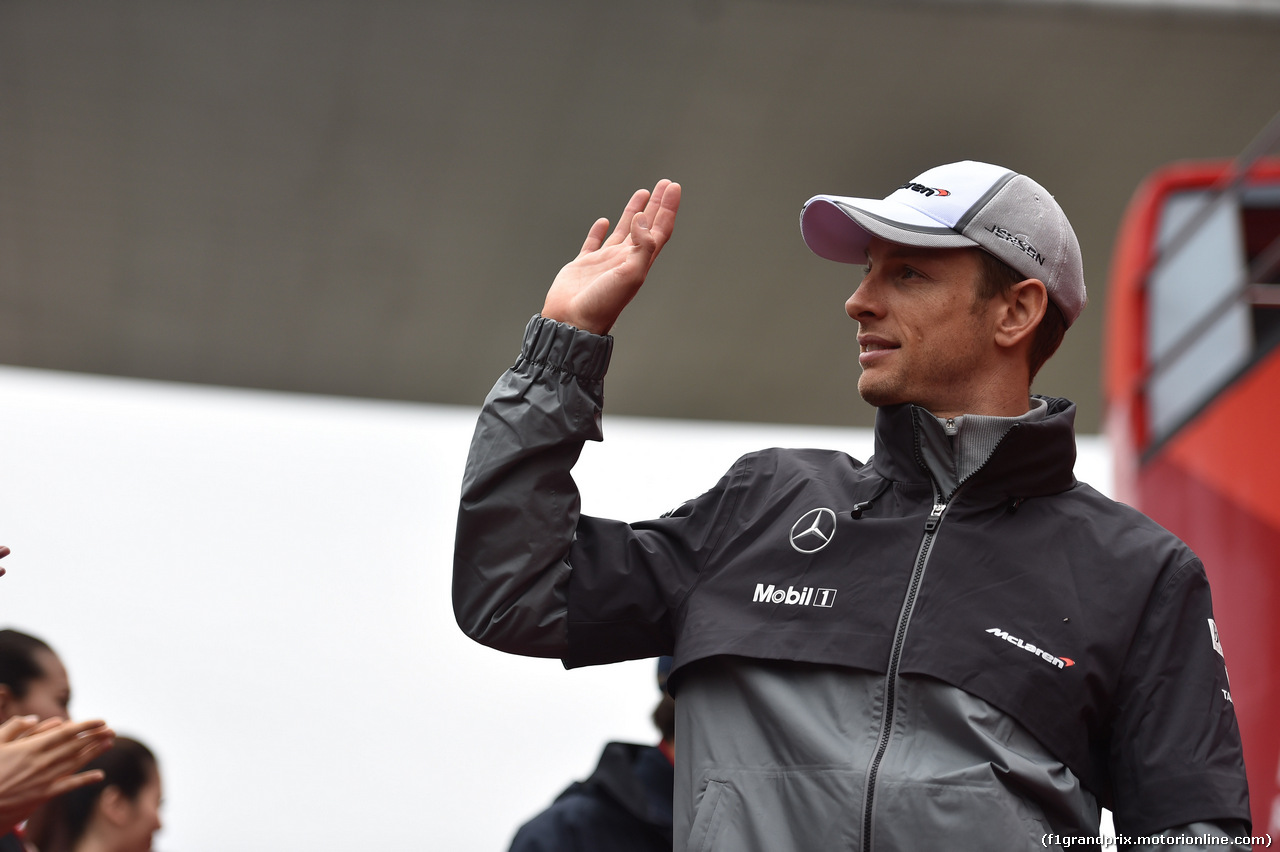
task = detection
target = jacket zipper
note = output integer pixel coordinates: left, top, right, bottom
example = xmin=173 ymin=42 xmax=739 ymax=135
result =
xmin=858 ymin=416 xmax=1019 ymax=850
xmin=861 ymin=411 xmax=956 ymax=852
xmin=860 ymin=495 xmax=947 ymax=852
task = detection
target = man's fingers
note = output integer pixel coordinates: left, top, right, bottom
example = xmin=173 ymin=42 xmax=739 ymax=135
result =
xmin=638 ymin=181 xmax=681 ymax=269
xmin=579 ymin=217 xmax=611 ymax=255
xmin=643 ymin=179 xmax=671 ymax=222
xmin=651 ymin=181 xmax=681 ymax=240
xmin=585 ymin=182 xmax=679 ymax=256
xmin=630 ymin=213 xmax=656 ymax=255
xmin=606 ymin=188 xmax=651 ymax=247
xmin=545 ymin=179 xmax=681 ymax=333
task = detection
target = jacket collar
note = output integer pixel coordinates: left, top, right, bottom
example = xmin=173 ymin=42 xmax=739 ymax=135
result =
xmin=870 ymin=396 xmax=1078 ymax=501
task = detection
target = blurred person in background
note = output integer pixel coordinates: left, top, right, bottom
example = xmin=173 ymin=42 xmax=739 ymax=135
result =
xmin=507 ymin=657 xmax=675 ymax=852
xmin=0 ymin=631 xmax=71 ymax=723
xmin=24 ymin=737 xmax=161 ymax=852
xmin=0 ymin=631 xmax=113 ymax=852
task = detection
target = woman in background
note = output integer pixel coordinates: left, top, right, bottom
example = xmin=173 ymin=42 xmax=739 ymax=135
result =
xmin=0 ymin=629 xmax=72 ymax=727
xmin=0 ymin=630 xmax=112 ymax=852
xmin=24 ymin=737 xmax=161 ymax=852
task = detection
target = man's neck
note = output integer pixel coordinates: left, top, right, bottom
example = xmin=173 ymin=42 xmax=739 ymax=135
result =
xmin=925 ymin=392 xmax=1034 ymax=420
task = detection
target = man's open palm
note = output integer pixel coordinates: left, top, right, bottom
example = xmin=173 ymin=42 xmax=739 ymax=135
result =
xmin=541 ymin=179 xmax=681 ymax=335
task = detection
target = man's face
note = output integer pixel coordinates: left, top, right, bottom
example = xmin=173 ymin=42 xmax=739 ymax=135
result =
xmin=846 ymin=237 xmax=999 ymax=417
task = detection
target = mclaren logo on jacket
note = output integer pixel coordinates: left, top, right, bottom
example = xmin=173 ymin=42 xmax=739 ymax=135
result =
xmin=753 ymin=584 xmax=837 ymax=608
xmin=986 ymin=627 xmax=1075 ymax=670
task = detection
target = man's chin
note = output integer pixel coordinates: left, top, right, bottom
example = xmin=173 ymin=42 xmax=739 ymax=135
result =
xmin=857 ymin=376 xmax=901 ymax=409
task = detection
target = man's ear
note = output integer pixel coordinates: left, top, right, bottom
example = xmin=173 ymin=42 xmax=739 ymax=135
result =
xmin=995 ymin=278 xmax=1048 ymax=350
xmin=0 ymin=685 xmax=16 ymax=720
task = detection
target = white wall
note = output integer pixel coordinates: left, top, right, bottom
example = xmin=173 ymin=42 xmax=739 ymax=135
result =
xmin=0 ymin=366 xmax=1111 ymax=852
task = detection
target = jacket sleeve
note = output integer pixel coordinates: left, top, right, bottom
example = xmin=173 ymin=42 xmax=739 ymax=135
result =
xmin=1107 ymin=555 xmax=1252 ymax=837
xmin=453 ymin=315 xmax=729 ymax=665
xmin=452 ymin=315 xmax=614 ymax=658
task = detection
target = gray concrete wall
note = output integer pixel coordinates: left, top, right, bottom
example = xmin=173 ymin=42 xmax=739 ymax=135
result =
xmin=3 ymin=0 xmax=1278 ymax=430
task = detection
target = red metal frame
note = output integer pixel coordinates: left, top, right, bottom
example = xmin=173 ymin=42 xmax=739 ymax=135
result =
xmin=1104 ymin=158 xmax=1280 ymax=836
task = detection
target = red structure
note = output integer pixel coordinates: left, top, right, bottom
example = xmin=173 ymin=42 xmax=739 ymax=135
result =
xmin=1105 ymin=133 xmax=1280 ymax=836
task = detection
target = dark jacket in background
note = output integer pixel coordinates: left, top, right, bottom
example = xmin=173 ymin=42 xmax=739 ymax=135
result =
xmin=508 ymin=742 xmax=673 ymax=852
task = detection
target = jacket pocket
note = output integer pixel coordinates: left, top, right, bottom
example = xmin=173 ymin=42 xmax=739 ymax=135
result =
xmin=685 ymin=779 xmax=730 ymax=852
xmin=874 ymin=779 xmax=1051 ymax=851
xmin=680 ymin=770 xmax=859 ymax=852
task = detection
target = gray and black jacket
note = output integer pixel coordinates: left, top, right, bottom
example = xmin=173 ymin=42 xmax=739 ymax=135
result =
xmin=454 ymin=316 xmax=1251 ymax=851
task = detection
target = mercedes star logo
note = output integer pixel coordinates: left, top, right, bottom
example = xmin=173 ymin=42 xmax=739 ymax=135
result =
xmin=789 ymin=507 xmax=837 ymax=554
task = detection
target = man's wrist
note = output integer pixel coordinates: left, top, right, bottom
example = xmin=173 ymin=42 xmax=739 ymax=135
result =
xmin=537 ymin=308 xmax=612 ymax=337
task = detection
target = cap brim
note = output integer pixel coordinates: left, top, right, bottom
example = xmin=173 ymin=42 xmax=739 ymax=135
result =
xmin=800 ymin=195 xmax=977 ymax=263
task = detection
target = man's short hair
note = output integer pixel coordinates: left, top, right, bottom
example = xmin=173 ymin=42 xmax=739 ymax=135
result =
xmin=974 ymin=249 xmax=1067 ymax=382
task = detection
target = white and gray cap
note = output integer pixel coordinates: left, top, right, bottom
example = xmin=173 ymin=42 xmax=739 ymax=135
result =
xmin=799 ymin=160 xmax=1086 ymax=326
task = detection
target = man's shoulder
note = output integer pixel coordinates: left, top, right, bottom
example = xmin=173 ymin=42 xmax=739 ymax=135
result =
xmin=1050 ymin=480 xmax=1200 ymax=565
xmin=731 ymin=445 xmax=869 ymax=473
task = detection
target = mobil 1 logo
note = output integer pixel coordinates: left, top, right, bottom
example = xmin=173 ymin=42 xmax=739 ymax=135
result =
xmin=752 ymin=583 xmax=837 ymax=608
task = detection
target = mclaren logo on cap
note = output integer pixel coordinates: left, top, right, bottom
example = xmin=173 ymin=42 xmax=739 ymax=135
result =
xmin=900 ymin=181 xmax=951 ymax=197
xmin=790 ymin=508 xmax=837 ymax=553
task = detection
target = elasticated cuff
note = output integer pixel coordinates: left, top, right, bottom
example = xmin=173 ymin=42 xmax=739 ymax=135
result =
xmin=516 ymin=315 xmax=614 ymax=380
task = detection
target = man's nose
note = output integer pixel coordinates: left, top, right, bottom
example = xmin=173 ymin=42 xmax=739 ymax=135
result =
xmin=846 ymin=276 xmax=880 ymax=320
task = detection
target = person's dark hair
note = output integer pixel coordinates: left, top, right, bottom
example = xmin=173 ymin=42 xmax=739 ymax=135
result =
xmin=652 ymin=693 xmax=675 ymax=743
xmin=652 ymin=655 xmax=675 ymax=743
xmin=0 ymin=628 xmax=55 ymax=699
xmin=24 ymin=737 xmax=158 ymax=852
xmin=973 ymin=249 xmax=1067 ymax=382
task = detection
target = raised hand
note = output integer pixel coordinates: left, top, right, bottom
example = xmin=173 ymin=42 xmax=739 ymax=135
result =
xmin=541 ymin=179 xmax=682 ymax=335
